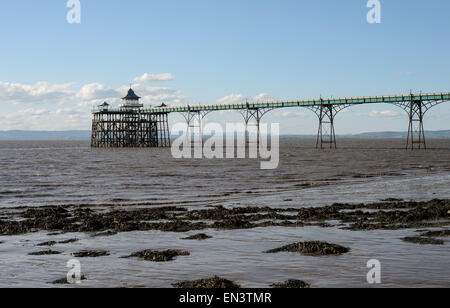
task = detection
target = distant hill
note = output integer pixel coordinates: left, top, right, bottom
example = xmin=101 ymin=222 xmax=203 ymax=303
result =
xmin=342 ymin=130 xmax=450 ymax=139
xmin=283 ymin=130 xmax=450 ymax=139
xmin=0 ymin=130 xmax=449 ymax=140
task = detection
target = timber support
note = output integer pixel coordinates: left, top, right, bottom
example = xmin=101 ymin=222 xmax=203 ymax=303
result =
xmin=91 ymin=112 xmax=170 ymax=148
xmin=91 ymin=89 xmax=170 ymax=148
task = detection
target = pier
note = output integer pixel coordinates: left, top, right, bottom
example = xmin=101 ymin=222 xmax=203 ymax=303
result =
xmin=91 ymin=90 xmax=450 ymax=150
xmin=91 ymin=89 xmax=170 ymax=148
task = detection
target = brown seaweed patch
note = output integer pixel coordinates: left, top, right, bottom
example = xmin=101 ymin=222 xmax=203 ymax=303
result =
xmin=37 ymin=241 xmax=57 ymax=247
xmin=72 ymin=250 xmax=110 ymax=258
xmin=91 ymin=231 xmax=117 ymax=237
xmin=266 ymin=241 xmax=350 ymax=256
xmin=22 ymin=207 xmax=70 ymax=219
xmin=294 ymin=181 xmax=331 ymax=188
xmin=29 ymin=250 xmax=62 ymax=256
xmin=271 ymin=280 xmax=310 ymax=288
xmin=382 ymin=198 xmax=404 ymax=202
xmin=344 ymin=199 xmax=450 ymax=231
xmin=51 ymin=275 xmax=87 ymax=285
xmin=58 ymin=238 xmax=79 ymax=244
xmin=182 ymin=233 xmax=212 ymax=240
xmin=0 ymin=199 xmax=448 ymax=236
xmin=172 ymin=276 xmax=240 ymax=289
xmin=402 ymin=237 xmax=444 ymax=245
xmin=125 ymin=249 xmax=190 ymax=262
xmin=420 ymin=230 xmax=450 ymax=238
xmin=48 ymin=232 xmax=64 ymax=236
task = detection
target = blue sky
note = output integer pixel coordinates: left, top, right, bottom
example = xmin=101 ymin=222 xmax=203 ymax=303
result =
xmin=0 ymin=0 xmax=449 ymax=133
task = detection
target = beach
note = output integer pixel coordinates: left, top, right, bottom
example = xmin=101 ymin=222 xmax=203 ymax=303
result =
xmin=0 ymin=139 xmax=449 ymax=288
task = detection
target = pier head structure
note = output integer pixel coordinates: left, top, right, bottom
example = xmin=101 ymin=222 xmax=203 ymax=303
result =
xmin=92 ymin=90 xmax=450 ymax=150
xmin=91 ymin=88 xmax=170 ymax=148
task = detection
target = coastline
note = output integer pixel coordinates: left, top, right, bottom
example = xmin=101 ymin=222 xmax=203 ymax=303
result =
xmin=0 ymin=198 xmax=448 ymax=288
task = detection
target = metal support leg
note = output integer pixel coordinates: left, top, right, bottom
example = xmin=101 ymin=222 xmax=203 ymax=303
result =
xmin=406 ymin=100 xmax=426 ymax=150
xmin=182 ymin=110 xmax=211 ymax=157
xmin=316 ymin=105 xmax=336 ymax=149
xmin=391 ymin=94 xmax=449 ymax=150
xmin=308 ymin=103 xmax=348 ymax=150
xmin=184 ymin=111 xmax=200 ymax=156
xmin=241 ymin=108 xmax=266 ymax=154
xmin=158 ymin=113 xmax=170 ymax=147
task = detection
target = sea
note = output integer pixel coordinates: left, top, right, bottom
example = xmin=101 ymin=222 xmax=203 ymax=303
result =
xmin=0 ymin=139 xmax=449 ymax=288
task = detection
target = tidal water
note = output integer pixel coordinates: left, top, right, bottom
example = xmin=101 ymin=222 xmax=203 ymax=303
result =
xmin=0 ymin=139 xmax=449 ymax=288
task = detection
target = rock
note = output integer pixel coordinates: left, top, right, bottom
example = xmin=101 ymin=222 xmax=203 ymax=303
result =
xmin=52 ymin=275 xmax=87 ymax=285
xmin=182 ymin=233 xmax=212 ymax=240
xmin=382 ymin=198 xmax=404 ymax=202
xmin=271 ymin=280 xmax=310 ymax=288
xmin=72 ymin=250 xmax=110 ymax=258
xmin=37 ymin=241 xmax=57 ymax=247
xmin=172 ymin=276 xmax=240 ymax=289
xmin=91 ymin=231 xmax=117 ymax=237
xmin=58 ymin=238 xmax=79 ymax=244
xmin=29 ymin=250 xmax=62 ymax=256
xmin=402 ymin=237 xmax=444 ymax=245
xmin=48 ymin=232 xmax=64 ymax=236
xmin=265 ymin=241 xmax=350 ymax=256
xmin=0 ymin=199 xmax=449 ymax=236
xmin=124 ymin=249 xmax=189 ymax=262
xmin=420 ymin=230 xmax=450 ymax=238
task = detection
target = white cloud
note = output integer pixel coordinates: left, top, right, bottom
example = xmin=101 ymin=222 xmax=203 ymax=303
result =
xmin=116 ymin=84 xmax=187 ymax=106
xmin=133 ymin=73 xmax=175 ymax=83
xmin=0 ymin=79 xmax=189 ymax=130
xmin=216 ymin=93 xmax=272 ymax=105
xmin=217 ymin=94 xmax=245 ymax=104
xmin=277 ymin=111 xmax=308 ymax=118
xmin=0 ymin=108 xmax=91 ymax=130
xmin=252 ymin=93 xmax=273 ymax=102
xmin=0 ymin=81 xmax=75 ymax=105
xmin=76 ymin=83 xmax=119 ymax=100
xmin=368 ymin=110 xmax=401 ymax=118
xmin=76 ymin=98 xmax=121 ymax=108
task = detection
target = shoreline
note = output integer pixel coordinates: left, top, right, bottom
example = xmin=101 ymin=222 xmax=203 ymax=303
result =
xmin=0 ymin=199 xmax=449 ymax=288
xmin=1 ymin=199 xmax=449 ymax=236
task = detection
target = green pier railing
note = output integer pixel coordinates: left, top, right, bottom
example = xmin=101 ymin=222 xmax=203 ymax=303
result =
xmin=92 ymin=92 xmax=450 ymax=114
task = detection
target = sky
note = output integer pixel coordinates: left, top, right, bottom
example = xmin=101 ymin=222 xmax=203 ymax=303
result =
xmin=0 ymin=0 xmax=449 ymax=134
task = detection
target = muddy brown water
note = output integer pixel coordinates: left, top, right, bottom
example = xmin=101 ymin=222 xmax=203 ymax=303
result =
xmin=0 ymin=139 xmax=449 ymax=288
